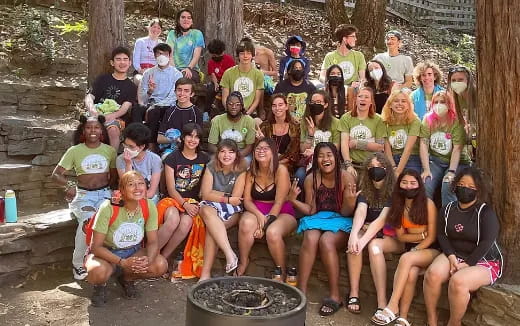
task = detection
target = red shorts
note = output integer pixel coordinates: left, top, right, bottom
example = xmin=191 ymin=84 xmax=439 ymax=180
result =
xmin=457 ymin=257 xmax=501 ymax=284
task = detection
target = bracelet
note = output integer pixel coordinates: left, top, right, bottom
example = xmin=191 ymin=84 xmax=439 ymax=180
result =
xmin=307 ymin=134 xmax=314 ymax=139
xmin=181 ymin=200 xmax=187 ymax=208
xmin=118 ymin=258 xmax=123 ymax=266
xmin=447 ymin=169 xmax=456 ymax=173
xmin=65 ymin=180 xmax=77 ymax=190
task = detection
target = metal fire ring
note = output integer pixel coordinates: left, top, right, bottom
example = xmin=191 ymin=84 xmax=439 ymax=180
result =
xmin=222 ymin=289 xmax=273 ymax=310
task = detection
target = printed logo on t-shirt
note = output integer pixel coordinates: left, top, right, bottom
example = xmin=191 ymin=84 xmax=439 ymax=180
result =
xmin=221 ymin=129 xmax=244 ymax=143
xmin=81 ymin=154 xmax=110 ymax=173
xmin=350 ymin=124 xmax=374 ymax=142
xmin=175 ymin=163 xmax=205 ymax=193
xmin=314 ymin=130 xmax=332 ymax=146
xmin=389 ymin=129 xmax=408 ymax=150
xmin=339 ymin=61 xmax=355 ymax=81
xmin=113 ymin=222 xmax=144 ymax=248
xmin=103 ymin=85 xmax=122 ymax=101
xmin=287 ymin=92 xmax=308 ymax=123
xmin=233 ymin=77 xmax=254 ymax=98
xmin=430 ymin=131 xmax=452 ymax=156
xmin=215 ymin=68 xmax=220 ymax=74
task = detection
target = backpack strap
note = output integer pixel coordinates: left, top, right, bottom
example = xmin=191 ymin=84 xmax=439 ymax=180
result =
xmin=108 ymin=205 xmax=120 ymax=227
xmin=139 ymin=199 xmax=150 ymax=220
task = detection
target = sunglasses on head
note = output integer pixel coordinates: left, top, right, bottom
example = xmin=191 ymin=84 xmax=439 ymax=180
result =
xmin=448 ymin=66 xmax=469 ymax=74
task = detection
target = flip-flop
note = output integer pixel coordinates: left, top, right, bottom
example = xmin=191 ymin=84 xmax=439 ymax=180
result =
xmin=346 ymin=296 xmax=361 ymax=314
xmin=225 ymin=254 xmax=239 ymax=274
xmin=319 ymin=297 xmax=343 ymax=316
xmin=371 ymin=307 xmax=398 ymax=325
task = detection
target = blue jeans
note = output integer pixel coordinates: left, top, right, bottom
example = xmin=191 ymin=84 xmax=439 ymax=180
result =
xmin=294 ymin=166 xmax=307 ymax=188
xmin=394 ymin=154 xmax=422 ymax=174
xmin=424 ymin=156 xmax=468 ymax=206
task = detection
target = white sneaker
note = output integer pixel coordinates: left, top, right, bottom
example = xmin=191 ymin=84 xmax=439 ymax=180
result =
xmin=73 ymin=266 xmax=88 ymax=280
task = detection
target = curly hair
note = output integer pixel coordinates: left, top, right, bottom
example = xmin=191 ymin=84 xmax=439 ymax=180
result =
xmin=412 ymin=61 xmax=443 ymax=87
xmin=207 ymin=39 xmax=226 ymax=55
xmin=450 ymin=166 xmax=491 ymax=205
xmin=358 ymin=152 xmax=395 ymax=209
xmin=381 ymin=89 xmax=417 ymax=125
xmin=73 ymin=115 xmax=109 ymax=145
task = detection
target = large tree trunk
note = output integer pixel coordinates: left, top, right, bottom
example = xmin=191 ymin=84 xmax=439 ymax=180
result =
xmin=351 ymin=0 xmax=388 ymax=57
xmin=193 ymin=0 xmax=243 ymax=55
xmin=88 ymin=0 xmax=125 ymax=85
xmin=476 ymin=0 xmax=520 ymax=283
xmin=325 ymin=0 xmax=349 ymax=34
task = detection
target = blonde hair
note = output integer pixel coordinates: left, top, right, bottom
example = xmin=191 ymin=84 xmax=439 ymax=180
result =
xmin=119 ymin=171 xmax=145 ymax=200
xmin=413 ymin=61 xmax=443 ymax=87
xmin=381 ymin=89 xmax=417 ymax=125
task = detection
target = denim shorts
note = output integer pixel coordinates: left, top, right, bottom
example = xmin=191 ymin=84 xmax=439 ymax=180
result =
xmin=109 ymin=244 xmax=141 ymax=259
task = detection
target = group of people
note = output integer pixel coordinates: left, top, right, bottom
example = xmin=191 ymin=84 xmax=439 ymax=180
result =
xmin=50 ymin=9 xmax=501 ymax=326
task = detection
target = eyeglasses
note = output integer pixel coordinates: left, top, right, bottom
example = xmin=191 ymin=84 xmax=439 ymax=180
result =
xmin=227 ymin=102 xmax=242 ymax=108
xmin=310 ymin=101 xmax=325 ymax=105
xmin=255 ymin=146 xmax=271 ymax=152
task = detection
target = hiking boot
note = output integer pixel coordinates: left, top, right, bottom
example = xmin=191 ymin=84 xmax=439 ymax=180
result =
xmin=91 ymin=284 xmax=107 ymax=307
xmin=117 ymin=275 xmax=139 ymax=299
xmin=73 ymin=266 xmax=88 ymax=281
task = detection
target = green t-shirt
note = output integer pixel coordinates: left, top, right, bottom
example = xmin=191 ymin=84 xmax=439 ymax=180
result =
xmin=300 ymin=117 xmax=341 ymax=146
xmin=220 ymin=65 xmax=264 ymax=110
xmin=419 ymin=119 xmax=470 ymax=164
xmin=338 ymin=113 xmax=387 ymax=164
xmin=58 ymin=143 xmax=116 ymax=175
xmin=385 ymin=117 xmax=421 ymax=155
xmin=208 ymin=113 xmax=256 ymax=149
xmin=321 ymin=50 xmax=366 ymax=85
xmin=93 ymin=199 xmax=158 ymax=249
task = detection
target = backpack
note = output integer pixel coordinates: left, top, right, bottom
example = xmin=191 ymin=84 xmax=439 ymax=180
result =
xmin=83 ymin=199 xmax=150 ymax=246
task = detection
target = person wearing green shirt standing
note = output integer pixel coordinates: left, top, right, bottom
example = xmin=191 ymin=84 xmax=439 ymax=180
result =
xmin=339 ymin=87 xmax=387 ymax=178
xmin=381 ymin=89 xmax=422 ymax=175
xmin=320 ymin=24 xmax=366 ymax=87
xmin=220 ymin=38 xmax=264 ymax=118
xmin=419 ymin=91 xmax=470 ymax=206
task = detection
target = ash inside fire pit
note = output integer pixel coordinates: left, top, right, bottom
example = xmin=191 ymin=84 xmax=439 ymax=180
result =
xmin=193 ymin=279 xmax=300 ymax=316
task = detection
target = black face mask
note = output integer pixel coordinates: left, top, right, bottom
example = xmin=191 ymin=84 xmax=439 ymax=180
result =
xmin=399 ymin=187 xmax=420 ymax=199
xmin=309 ymin=103 xmax=325 ymax=116
xmin=328 ymin=76 xmax=343 ymax=86
xmin=212 ymin=55 xmax=224 ymax=62
xmin=368 ymin=167 xmax=386 ymax=182
xmin=455 ymin=186 xmax=477 ymax=204
xmin=290 ymin=69 xmax=305 ymax=81
xmin=346 ymin=43 xmax=353 ymax=50
xmin=180 ymin=26 xmax=191 ymax=33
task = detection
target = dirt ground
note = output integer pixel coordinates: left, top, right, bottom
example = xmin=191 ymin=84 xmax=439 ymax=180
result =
xmin=0 ymin=263 xmax=377 ymax=326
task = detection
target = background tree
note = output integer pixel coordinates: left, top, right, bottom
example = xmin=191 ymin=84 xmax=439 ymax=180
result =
xmin=325 ymin=0 xmax=349 ymax=34
xmin=193 ymin=0 xmax=243 ymax=55
xmin=351 ymin=0 xmax=388 ymax=56
xmin=88 ymin=0 xmax=125 ymax=85
xmin=476 ymin=0 xmax=520 ymax=283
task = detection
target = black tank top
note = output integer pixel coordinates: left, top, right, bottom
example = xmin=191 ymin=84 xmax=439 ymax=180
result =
xmin=251 ymin=178 xmax=276 ymax=201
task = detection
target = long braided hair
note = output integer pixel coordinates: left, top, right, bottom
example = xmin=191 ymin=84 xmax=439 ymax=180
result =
xmin=310 ymin=142 xmax=343 ymax=211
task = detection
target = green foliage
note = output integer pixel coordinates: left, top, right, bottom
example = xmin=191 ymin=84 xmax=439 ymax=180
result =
xmin=53 ymin=20 xmax=88 ymax=35
xmin=444 ymin=34 xmax=475 ymax=70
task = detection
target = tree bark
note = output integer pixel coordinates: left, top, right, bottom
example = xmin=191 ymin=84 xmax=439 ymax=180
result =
xmin=351 ymin=0 xmax=388 ymax=57
xmin=88 ymin=0 xmax=125 ymax=85
xmin=325 ymin=0 xmax=349 ymax=34
xmin=476 ymin=0 xmax=520 ymax=283
xmin=193 ymin=0 xmax=243 ymax=55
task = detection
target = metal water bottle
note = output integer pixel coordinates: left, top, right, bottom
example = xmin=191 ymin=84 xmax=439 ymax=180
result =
xmin=5 ymin=190 xmax=18 ymax=223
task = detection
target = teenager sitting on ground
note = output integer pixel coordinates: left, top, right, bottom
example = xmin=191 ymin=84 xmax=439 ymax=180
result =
xmin=85 ymin=46 xmax=137 ymax=150
xmin=373 ymin=30 xmax=414 ymax=90
xmin=166 ymin=8 xmax=205 ymax=83
xmin=220 ymin=38 xmax=265 ymax=120
xmin=273 ymin=59 xmax=316 ymax=124
xmin=52 ymin=115 xmax=116 ymax=281
xmin=137 ymin=43 xmax=183 ymax=143
xmin=288 ymin=142 xmax=357 ymax=317
xmin=207 ymin=91 xmax=256 ymax=160
xmin=381 ymin=89 xmax=422 ymax=175
xmin=85 ymin=171 xmax=167 ymax=307
xmin=157 ymin=123 xmax=210 ymax=260
xmin=371 ymin=169 xmax=439 ymax=326
xmin=132 ymin=18 xmax=162 ymax=90
xmin=346 ymin=153 xmax=399 ymax=315
xmin=116 ymin=123 xmax=162 ymax=204
xmin=198 ymin=139 xmax=247 ymax=280
xmin=424 ymin=167 xmax=502 ymax=326
xmin=156 ymin=78 xmax=202 ymax=159
xmin=256 ymin=93 xmax=301 ymax=174
xmin=206 ymin=39 xmax=235 ymax=118
xmin=237 ymin=138 xmax=296 ymax=278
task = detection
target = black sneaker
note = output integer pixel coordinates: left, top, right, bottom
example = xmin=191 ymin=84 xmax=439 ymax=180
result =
xmin=117 ymin=275 xmax=139 ymax=299
xmin=91 ymin=284 xmax=107 ymax=307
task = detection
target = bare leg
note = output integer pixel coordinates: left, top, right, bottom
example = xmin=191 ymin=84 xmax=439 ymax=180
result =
xmin=265 ymin=213 xmax=297 ymax=278
xmin=161 ymin=213 xmax=193 ymax=259
xmin=85 ymin=254 xmax=114 ymax=285
xmin=199 ymin=232 xmax=219 ymax=281
xmin=398 ymin=266 xmax=420 ymax=320
xmin=200 ymin=206 xmax=238 ymax=263
xmin=346 ymin=231 xmax=364 ymax=312
xmin=319 ymin=231 xmax=348 ymax=303
xmin=157 ymin=207 xmax=180 ymax=248
xmin=447 ymin=266 xmax=491 ymax=326
xmin=106 ymin=126 xmax=120 ymax=150
xmin=423 ymin=254 xmax=451 ymax=326
xmin=368 ymin=236 xmax=404 ymax=309
xmin=237 ymin=212 xmax=258 ymax=276
xmin=297 ymin=229 xmax=321 ymax=294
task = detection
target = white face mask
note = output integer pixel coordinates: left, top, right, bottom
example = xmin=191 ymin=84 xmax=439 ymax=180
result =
xmin=156 ymin=54 xmax=169 ymax=67
xmin=433 ymin=103 xmax=448 ymax=117
xmin=450 ymin=81 xmax=467 ymax=95
xmin=369 ymin=68 xmax=383 ymax=81
xmin=124 ymin=147 xmax=140 ymax=158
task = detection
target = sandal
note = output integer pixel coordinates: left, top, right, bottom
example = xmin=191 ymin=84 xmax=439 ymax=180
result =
xmin=225 ymin=254 xmax=239 ymax=274
xmin=394 ymin=317 xmax=412 ymax=326
xmin=319 ymin=297 xmax=343 ymax=316
xmin=371 ymin=307 xmax=398 ymax=325
xmin=346 ymin=296 xmax=361 ymax=314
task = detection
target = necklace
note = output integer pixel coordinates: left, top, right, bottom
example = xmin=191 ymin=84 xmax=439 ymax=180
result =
xmin=126 ymin=205 xmax=140 ymax=219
